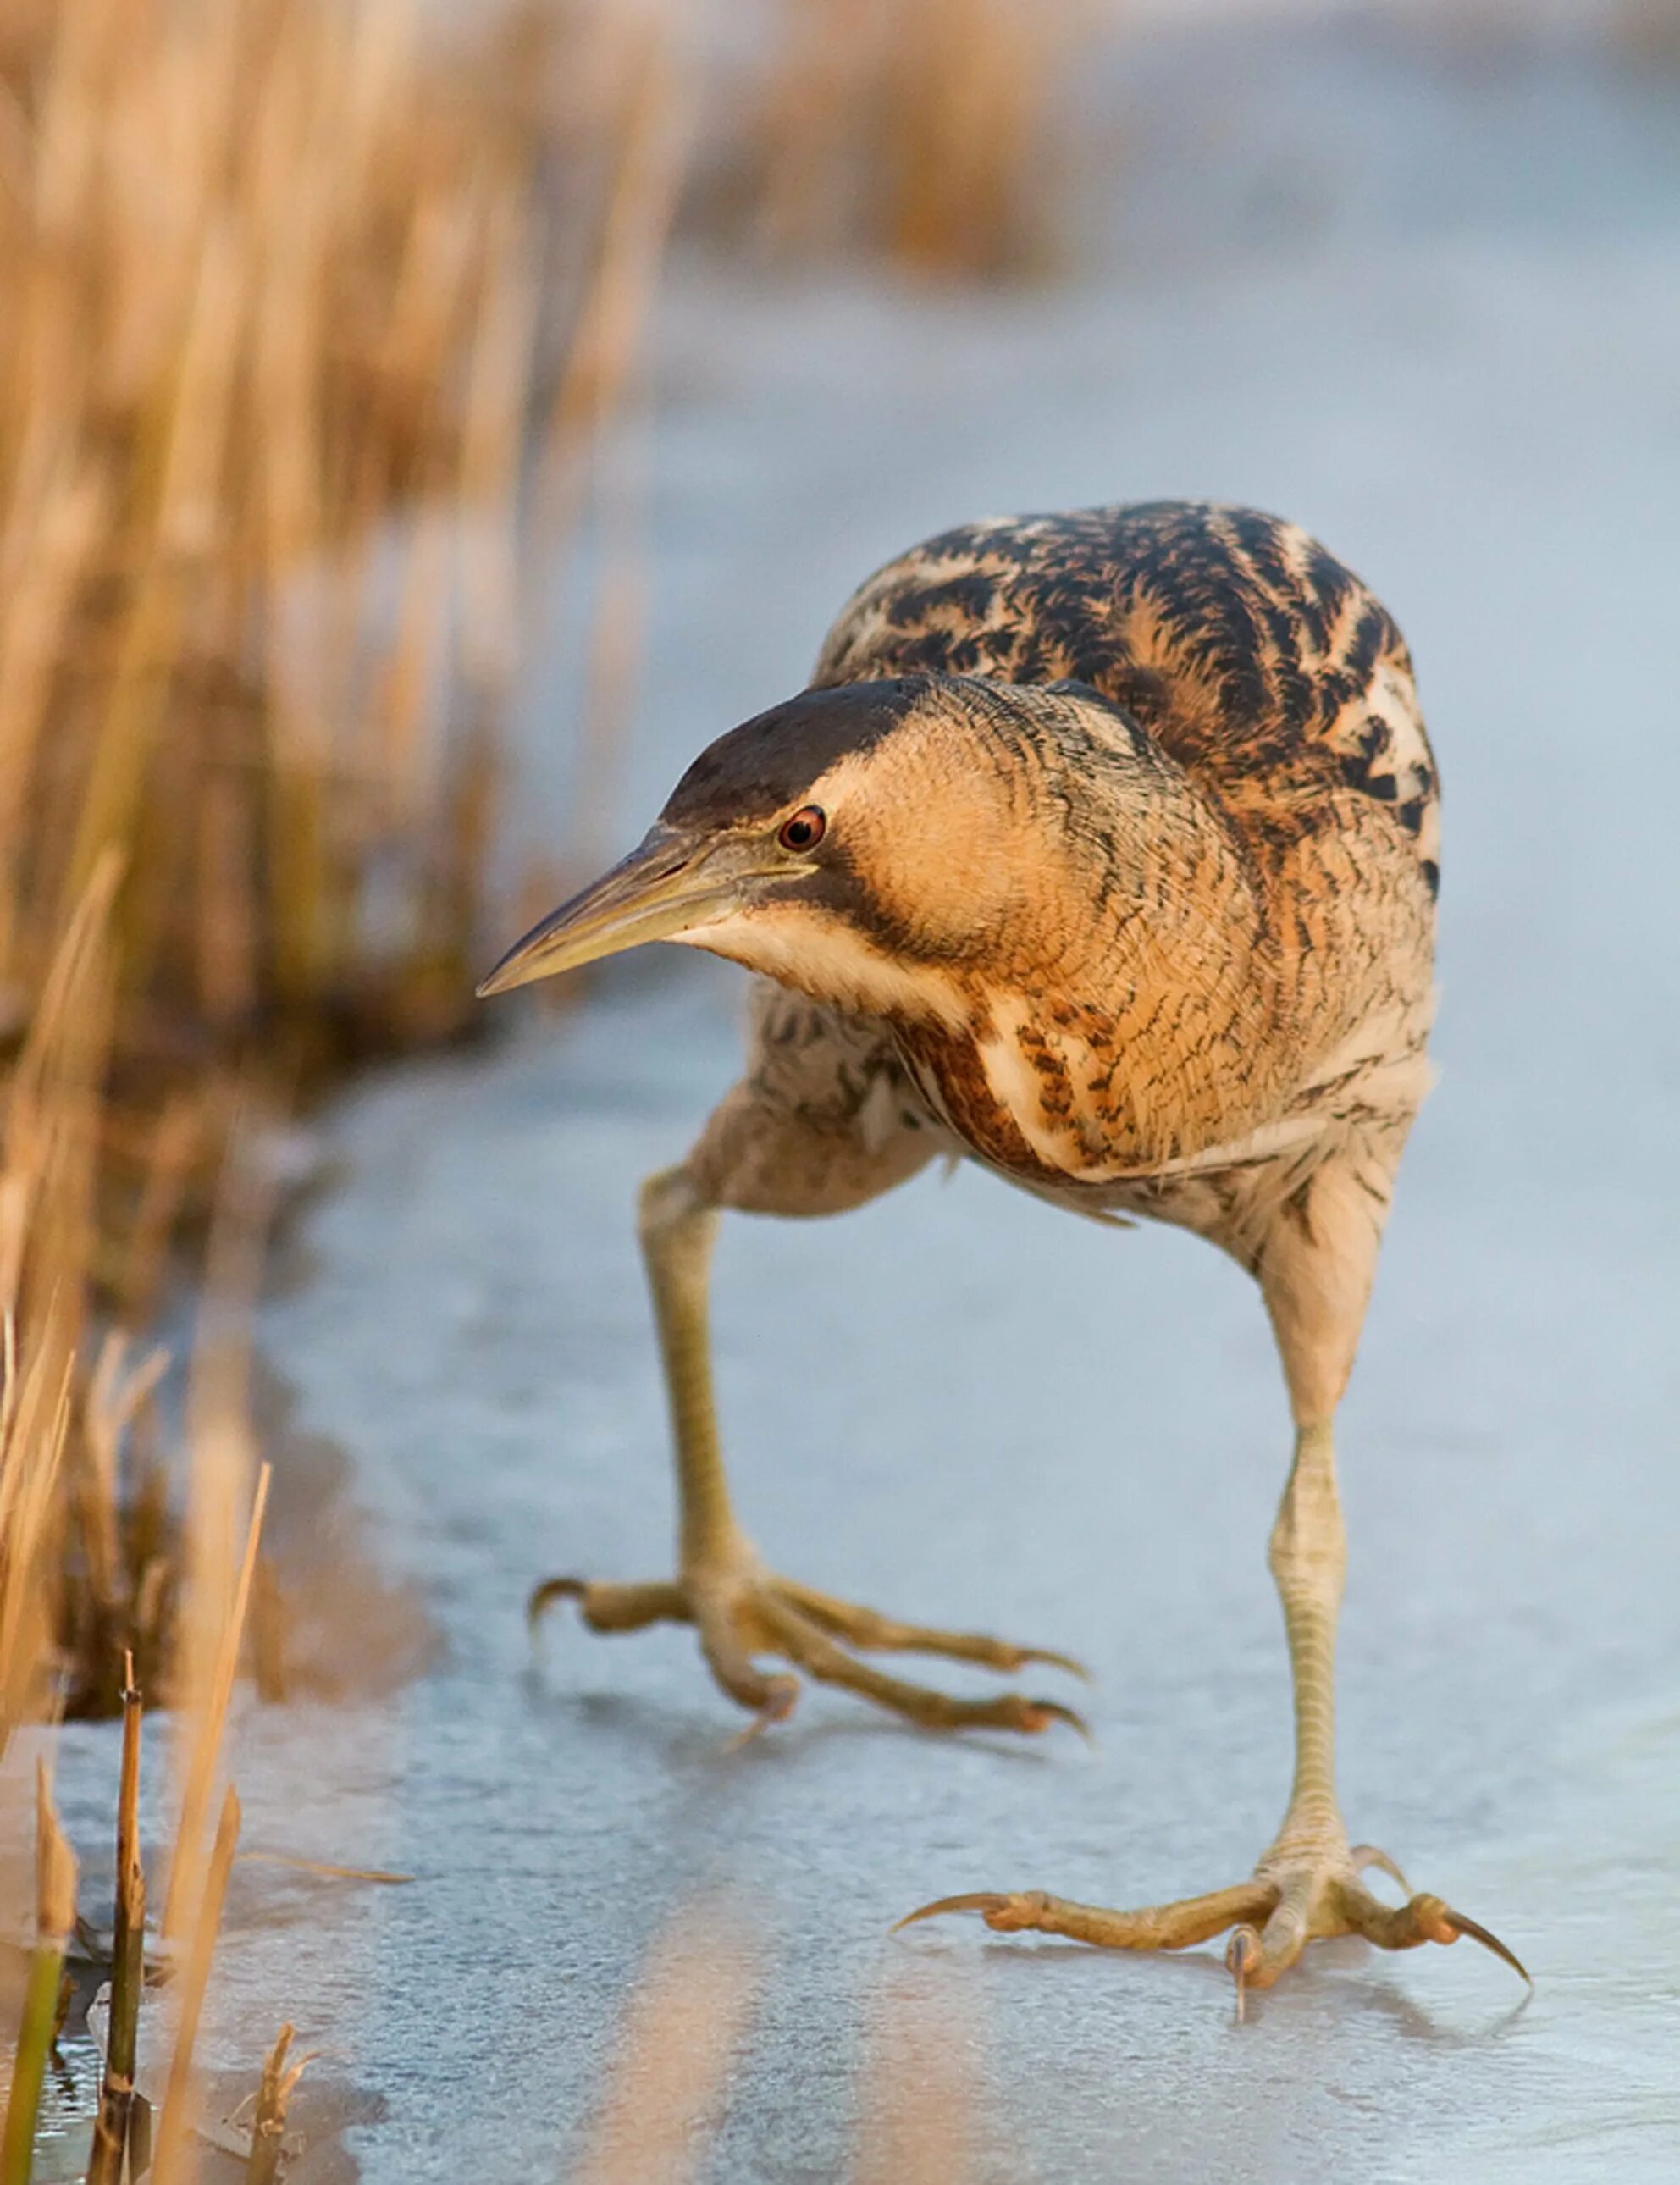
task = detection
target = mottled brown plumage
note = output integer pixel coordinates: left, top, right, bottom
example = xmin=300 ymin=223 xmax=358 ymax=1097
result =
xmin=484 ymin=501 xmax=1523 ymax=1995
xmin=655 ymin=502 xmax=1436 ymax=1311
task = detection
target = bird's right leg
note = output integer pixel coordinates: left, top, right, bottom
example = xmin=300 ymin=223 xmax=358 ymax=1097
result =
xmin=530 ymin=1001 xmax=1086 ymax=1738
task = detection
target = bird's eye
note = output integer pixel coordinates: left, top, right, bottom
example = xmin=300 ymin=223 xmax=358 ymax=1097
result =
xmin=777 ymin=805 xmax=826 ymax=852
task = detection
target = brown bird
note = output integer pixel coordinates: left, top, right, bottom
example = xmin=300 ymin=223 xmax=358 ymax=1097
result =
xmin=480 ymin=501 xmax=1524 ymax=1996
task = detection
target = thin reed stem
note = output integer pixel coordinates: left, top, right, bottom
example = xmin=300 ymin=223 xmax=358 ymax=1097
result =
xmin=86 ymin=1653 xmax=146 ymax=2185
xmin=0 ymin=1763 xmax=78 ymax=2185
xmin=152 ymin=1784 xmax=242 ymax=2185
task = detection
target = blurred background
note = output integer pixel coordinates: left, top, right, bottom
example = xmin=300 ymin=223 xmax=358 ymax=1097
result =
xmin=3 ymin=1 xmax=1678 ymax=2180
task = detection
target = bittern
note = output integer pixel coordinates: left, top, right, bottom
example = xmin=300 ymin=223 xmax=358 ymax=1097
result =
xmin=481 ymin=501 xmax=1524 ymax=1995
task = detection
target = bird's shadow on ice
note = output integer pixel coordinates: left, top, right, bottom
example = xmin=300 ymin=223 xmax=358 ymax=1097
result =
xmin=906 ymin=1928 xmax=1534 ymax=2047
xmin=517 ymin=1665 xmax=1068 ymax=1772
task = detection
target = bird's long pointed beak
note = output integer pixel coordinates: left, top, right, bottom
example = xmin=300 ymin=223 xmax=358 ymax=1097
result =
xmin=477 ymin=827 xmax=749 ymax=998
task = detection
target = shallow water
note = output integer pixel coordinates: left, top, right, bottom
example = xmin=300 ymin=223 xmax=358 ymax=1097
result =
xmin=48 ymin=16 xmax=1680 ymax=2182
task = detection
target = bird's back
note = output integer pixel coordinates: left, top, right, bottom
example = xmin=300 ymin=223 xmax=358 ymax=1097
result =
xmin=806 ymin=502 xmax=1440 ymax=1236
xmin=814 ymin=501 xmax=1438 ymax=912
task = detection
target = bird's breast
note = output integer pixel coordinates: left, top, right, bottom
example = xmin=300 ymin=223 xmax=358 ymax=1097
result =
xmin=892 ymin=974 xmax=1434 ymax=1223
xmin=894 ymin=994 xmax=1202 ymax=1186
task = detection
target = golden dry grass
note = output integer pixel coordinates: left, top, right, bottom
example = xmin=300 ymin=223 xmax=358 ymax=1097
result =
xmin=745 ymin=0 xmax=1085 ymax=276
xmin=0 ymin=0 xmax=688 ymax=1731
xmin=0 ymin=854 xmax=121 ymax=1745
xmin=0 ymin=861 xmax=277 ymax=2177
xmin=0 ymin=0 xmax=606 ymax=1307
xmin=0 ymin=793 xmax=301 ymax=2185
xmin=0 ymin=850 xmax=274 ymax=1732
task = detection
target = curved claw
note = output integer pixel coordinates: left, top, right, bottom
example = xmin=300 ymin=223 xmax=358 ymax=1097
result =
xmin=1017 ymin=1646 xmax=1092 ymax=1683
xmin=1443 ymin=1906 xmax=1532 ymax=1986
xmin=1023 ymin=1698 xmax=1093 ymax=1743
xmin=891 ymin=1891 xmax=1016 ymax=1934
xmin=528 ymin=1576 xmax=585 ymax=1631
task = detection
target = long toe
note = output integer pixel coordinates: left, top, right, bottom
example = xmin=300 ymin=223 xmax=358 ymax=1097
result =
xmin=756 ymin=1593 xmax=1088 ymax=1737
xmin=900 ymin=1880 xmax=1277 ymax=1952
xmin=775 ymin=1580 xmax=1089 ymax=1679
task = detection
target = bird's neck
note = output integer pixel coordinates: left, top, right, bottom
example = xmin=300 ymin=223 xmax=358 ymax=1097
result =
xmin=896 ymin=799 xmax=1296 ymax=1181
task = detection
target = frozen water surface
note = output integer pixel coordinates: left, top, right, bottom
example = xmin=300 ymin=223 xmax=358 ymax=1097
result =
xmin=56 ymin=19 xmax=1680 ymax=2182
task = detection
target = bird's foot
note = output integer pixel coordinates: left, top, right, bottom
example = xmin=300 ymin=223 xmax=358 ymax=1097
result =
xmin=528 ymin=1555 xmax=1088 ymax=1740
xmin=898 ymin=1834 xmax=1528 ymax=2005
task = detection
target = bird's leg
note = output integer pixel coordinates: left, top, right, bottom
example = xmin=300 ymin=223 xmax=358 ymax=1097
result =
xmin=901 ymin=1416 xmax=1524 ymax=1990
xmin=528 ymin=1164 xmax=1086 ymax=1738
xmin=1235 ymin=1416 xmax=1355 ymax=1976
xmin=900 ymin=1159 xmax=1526 ymax=1992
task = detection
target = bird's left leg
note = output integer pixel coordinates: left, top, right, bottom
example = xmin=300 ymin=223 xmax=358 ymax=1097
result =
xmin=903 ymin=1148 xmax=1527 ymax=1996
xmin=530 ymin=992 xmax=1087 ymax=1738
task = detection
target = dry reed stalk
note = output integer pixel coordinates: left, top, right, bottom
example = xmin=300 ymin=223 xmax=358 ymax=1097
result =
xmin=243 ymin=2022 xmax=310 ymax=2185
xmin=234 ymin=1851 xmax=409 ymax=1886
xmin=80 ymin=1339 xmax=170 ymax=1591
xmin=153 ymin=1080 xmax=274 ymax=1934
xmin=745 ymin=0 xmax=1083 ymax=276
xmin=749 ymin=0 xmax=896 ymax=257
xmin=249 ymin=1555 xmax=289 ymax=1706
xmin=64 ymin=1332 xmax=176 ymax=1716
xmin=162 ymin=1460 xmax=270 ymax=1943
xmin=0 ymin=854 xmax=119 ymax=1749
xmin=885 ymin=0 xmax=1069 ymax=276
xmin=0 ymin=0 xmax=652 ymax=1300
xmin=86 ymin=1653 xmax=146 ymax=2185
xmin=151 ymin=1783 xmax=243 ymax=2185
xmin=0 ymin=1760 xmax=78 ymax=2185
xmin=567 ymin=1902 xmax=760 ymax=2185
xmin=0 ymin=852 xmax=117 ymax=1322
xmin=113 ymin=1095 xmax=207 ymax=1320
xmin=0 ymin=1326 xmax=75 ymax=1755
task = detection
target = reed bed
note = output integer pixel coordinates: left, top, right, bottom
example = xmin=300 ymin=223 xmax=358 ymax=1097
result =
xmin=0 ymin=0 xmax=694 ymax=1734
xmin=0 ymin=855 xmax=124 ymax=1745
xmin=0 ymin=0 xmax=608 ymax=1314
xmin=0 ymin=862 xmax=281 ymax=2179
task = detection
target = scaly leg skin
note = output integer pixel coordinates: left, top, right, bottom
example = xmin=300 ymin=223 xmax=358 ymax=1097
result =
xmin=529 ymin=1167 xmax=1086 ymax=1741
xmin=900 ymin=1419 xmax=1528 ymax=2005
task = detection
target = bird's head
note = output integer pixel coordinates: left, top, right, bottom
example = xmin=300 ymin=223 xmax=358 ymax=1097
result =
xmin=478 ymin=675 xmax=1159 ymax=1022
